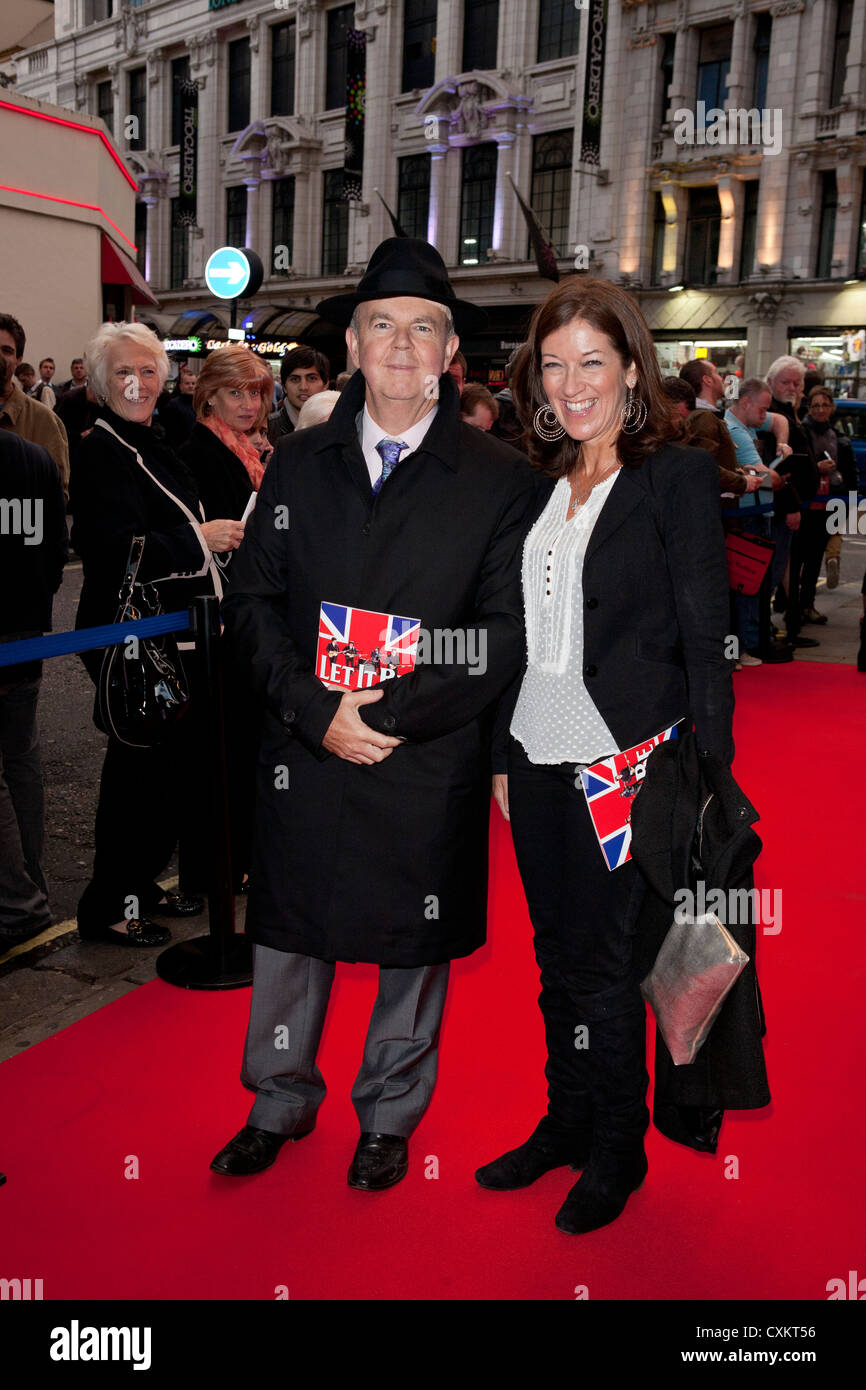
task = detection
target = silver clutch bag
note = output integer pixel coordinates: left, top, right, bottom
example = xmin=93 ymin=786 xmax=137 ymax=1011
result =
xmin=640 ymin=912 xmax=750 ymax=1066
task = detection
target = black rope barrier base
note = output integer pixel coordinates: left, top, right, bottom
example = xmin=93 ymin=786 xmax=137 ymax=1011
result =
xmin=155 ymin=933 xmax=253 ymax=990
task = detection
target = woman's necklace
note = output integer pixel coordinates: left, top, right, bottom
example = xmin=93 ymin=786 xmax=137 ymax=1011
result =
xmin=568 ymin=458 xmax=622 ymax=514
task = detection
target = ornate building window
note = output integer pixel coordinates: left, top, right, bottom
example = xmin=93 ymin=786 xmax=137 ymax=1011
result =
xmin=752 ymin=13 xmax=772 ymax=111
xmin=684 ymin=186 xmax=721 ymax=285
xmin=537 ymin=0 xmax=579 ymax=64
xmin=272 ymin=20 xmax=297 ymax=118
xmin=696 ymin=25 xmax=732 ymax=120
xmin=397 ymin=154 xmax=431 ymax=240
xmin=402 ymin=0 xmax=436 ymax=93
xmin=463 ymin=0 xmax=499 ymax=73
xmin=829 ymin=0 xmax=853 ymax=108
xmin=171 ymin=57 xmax=190 ymax=147
xmin=739 ymin=180 xmax=759 ymax=281
xmin=135 ymin=201 xmax=147 ymax=277
xmin=322 ymin=169 xmax=349 ymax=275
xmin=816 ymin=172 xmax=837 ymax=278
xmin=226 ymin=185 xmax=247 ymax=247
xmin=659 ymin=32 xmax=675 ymax=127
xmin=326 ymin=5 xmax=354 ymax=111
xmin=228 ymin=39 xmax=251 ymax=133
xmin=272 ymin=177 xmax=295 ymax=274
xmin=530 ymin=131 xmax=572 ymax=257
xmin=460 ymin=143 xmax=497 ymax=264
xmin=96 ymin=80 xmax=113 ymax=136
xmin=650 ymin=192 xmax=666 ymax=286
xmin=128 ymin=68 xmax=146 ymax=151
xmin=170 ymin=198 xmax=188 ymax=289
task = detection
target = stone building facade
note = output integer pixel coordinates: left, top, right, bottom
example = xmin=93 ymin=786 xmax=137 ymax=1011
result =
xmin=11 ymin=0 xmax=866 ymax=386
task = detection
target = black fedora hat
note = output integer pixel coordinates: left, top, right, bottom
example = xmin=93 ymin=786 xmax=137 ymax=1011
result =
xmin=316 ymin=238 xmax=488 ymax=336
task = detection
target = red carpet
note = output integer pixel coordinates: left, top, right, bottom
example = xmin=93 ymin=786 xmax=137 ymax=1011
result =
xmin=2 ymin=663 xmax=864 ymax=1300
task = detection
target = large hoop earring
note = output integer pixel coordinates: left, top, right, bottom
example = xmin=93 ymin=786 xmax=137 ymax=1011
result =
xmin=533 ymin=404 xmax=566 ymax=441
xmin=620 ymin=385 xmax=647 ymax=435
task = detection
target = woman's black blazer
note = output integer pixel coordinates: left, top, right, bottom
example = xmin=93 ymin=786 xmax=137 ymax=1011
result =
xmin=70 ymin=409 xmax=216 ymax=678
xmin=497 ymin=442 xmax=735 ymax=765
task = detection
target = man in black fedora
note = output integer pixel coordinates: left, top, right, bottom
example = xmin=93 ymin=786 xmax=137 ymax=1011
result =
xmin=211 ymin=238 xmax=535 ymax=1190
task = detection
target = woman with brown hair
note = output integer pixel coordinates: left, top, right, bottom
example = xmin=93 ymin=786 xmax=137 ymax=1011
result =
xmin=475 ymin=279 xmax=736 ymax=1233
xmin=180 ymin=345 xmax=274 ymax=578
xmin=180 ymin=346 xmax=274 ymax=893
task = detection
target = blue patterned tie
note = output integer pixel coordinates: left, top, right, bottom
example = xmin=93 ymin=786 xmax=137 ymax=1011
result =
xmin=373 ymin=438 xmax=408 ymax=495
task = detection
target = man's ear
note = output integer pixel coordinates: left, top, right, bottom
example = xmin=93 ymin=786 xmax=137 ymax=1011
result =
xmin=443 ymin=335 xmax=460 ymax=372
xmin=345 ymin=325 xmax=360 ymax=369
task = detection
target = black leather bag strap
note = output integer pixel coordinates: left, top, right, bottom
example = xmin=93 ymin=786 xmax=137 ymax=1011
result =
xmin=114 ymin=535 xmax=146 ymax=619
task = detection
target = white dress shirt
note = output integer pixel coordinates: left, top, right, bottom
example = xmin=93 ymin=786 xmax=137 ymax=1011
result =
xmin=511 ymin=471 xmax=621 ymax=765
xmin=359 ymin=402 xmax=439 ymax=487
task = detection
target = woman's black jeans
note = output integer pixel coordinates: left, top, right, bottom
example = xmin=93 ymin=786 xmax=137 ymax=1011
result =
xmin=506 ymin=736 xmax=650 ymax=1163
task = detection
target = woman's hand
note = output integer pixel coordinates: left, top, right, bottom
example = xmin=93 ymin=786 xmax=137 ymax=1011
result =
xmin=492 ymin=773 xmax=509 ymax=822
xmin=201 ymin=519 xmax=245 ymax=552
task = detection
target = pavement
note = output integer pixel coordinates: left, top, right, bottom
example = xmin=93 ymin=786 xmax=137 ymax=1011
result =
xmin=1 ymin=536 xmax=863 ymax=1065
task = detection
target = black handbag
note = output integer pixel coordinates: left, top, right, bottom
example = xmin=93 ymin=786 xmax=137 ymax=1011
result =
xmin=95 ymin=535 xmax=190 ymax=747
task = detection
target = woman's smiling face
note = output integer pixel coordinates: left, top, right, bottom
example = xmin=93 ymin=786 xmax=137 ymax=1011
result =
xmin=540 ymin=318 xmax=636 ymax=448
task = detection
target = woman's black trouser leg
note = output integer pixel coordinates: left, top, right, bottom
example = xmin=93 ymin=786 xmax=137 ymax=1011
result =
xmin=799 ymin=509 xmax=830 ymax=613
xmin=507 ymin=738 xmax=649 ymax=1157
xmin=78 ymin=738 xmax=180 ymax=932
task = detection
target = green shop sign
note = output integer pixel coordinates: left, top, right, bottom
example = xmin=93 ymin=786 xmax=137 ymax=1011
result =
xmin=208 ymin=0 xmax=241 ymax=11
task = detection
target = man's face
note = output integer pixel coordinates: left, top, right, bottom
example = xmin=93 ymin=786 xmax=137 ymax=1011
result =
xmin=178 ymin=370 xmax=196 ymax=395
xmin=0 ymin=329 xmax=20 ymax=372
xmin=39 ymin=362 xmax=54 ymax=382
xmin=283 ymin=365 xmax=325 ymax=412
xmin=742 ymin=391 xmax=771 ymax=430
xmin=448 ymin=360 xmax=465 ymax=394
xmin=347 ymin=297 xmax=457 ymax=421
xmin=71 ymin=362 xmax=87 ymax=384
xmin=701 ymin=363 xmax=724 ymax=404
xmin=771 ymin=368 xmax=803 ymax=404
xmin=18 ymin=366 xmax=36 ymax=392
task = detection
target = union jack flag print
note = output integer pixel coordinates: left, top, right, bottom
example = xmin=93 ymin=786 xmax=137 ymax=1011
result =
xmin=317 ymin=601 xmax=421 ymax=691
xmin=580 ymin=723 xmax=680 ymax=870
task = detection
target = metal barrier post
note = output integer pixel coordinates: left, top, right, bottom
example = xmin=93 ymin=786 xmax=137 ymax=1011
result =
xmin=156 ymin=595 xmax=252 ymax=989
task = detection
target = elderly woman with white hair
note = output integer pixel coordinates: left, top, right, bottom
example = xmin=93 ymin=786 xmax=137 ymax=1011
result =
xmin=71 ymin=322 xmax=243 ymax=945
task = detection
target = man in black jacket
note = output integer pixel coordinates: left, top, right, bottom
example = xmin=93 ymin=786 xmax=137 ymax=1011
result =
xmin=211 ymin=239 xmax=535 ymax=1191
xmin=0 ymin=352 xmax=67 ymax=951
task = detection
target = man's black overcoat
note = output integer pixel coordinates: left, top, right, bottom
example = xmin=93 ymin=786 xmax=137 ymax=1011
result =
xmin=222 ymin=371 xmax=536 ymax=965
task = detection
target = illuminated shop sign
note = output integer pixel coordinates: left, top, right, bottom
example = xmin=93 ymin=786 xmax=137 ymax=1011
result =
xmin=163 ymin=337 xmax=202 ymax=353
xmin=204 ymin=338 xmax=298 ymax=356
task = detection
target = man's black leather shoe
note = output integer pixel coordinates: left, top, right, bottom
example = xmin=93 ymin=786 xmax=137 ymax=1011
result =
xmin=210 ymin=1123 xmax=312 ymax=1176
xmin=347 ymin=1132 xmax=408 ymax=1190
xmin=475 ymin=1125 xmax=591 ymax=1190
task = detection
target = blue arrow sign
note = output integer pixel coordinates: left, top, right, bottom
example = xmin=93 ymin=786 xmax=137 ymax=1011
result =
xmin=205 ymin=246 xmax=252 ymax=299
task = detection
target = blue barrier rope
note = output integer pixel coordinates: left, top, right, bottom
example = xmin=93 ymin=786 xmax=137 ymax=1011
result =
xmin=0 ymin=611 xmax=192 ymax=667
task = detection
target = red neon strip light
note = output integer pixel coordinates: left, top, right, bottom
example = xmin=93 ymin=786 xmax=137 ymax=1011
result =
xmin=0 ymin=183 xmax=137 ymax=253
xmin=0 ymin=99 xmax=139 ymax=192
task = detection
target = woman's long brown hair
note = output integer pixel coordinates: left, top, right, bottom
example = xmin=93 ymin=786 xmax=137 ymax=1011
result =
xmin=511 ymin=279 xmax=677 ymax=477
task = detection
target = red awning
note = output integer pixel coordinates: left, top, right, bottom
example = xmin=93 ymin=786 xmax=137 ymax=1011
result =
xmin=101 ymin=233 xmax=159 ymax=307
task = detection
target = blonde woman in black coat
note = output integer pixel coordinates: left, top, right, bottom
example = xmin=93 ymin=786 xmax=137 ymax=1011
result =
xmin=476 ymin=280 xmax=735 ymax=1234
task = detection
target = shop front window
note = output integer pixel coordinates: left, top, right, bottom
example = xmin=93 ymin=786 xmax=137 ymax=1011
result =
xmin=653 ymin=338 xmax=747 ymax=379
